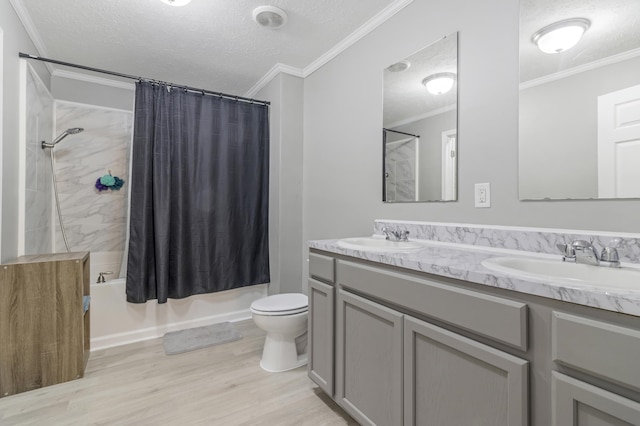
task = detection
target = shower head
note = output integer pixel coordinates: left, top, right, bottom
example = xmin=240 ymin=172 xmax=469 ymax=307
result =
xmin=42 ymin=128 xmax=84 ymax=149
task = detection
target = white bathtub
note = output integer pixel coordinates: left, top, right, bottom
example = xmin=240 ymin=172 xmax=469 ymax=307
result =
xmin=90 ymin=278 xmax=267 ymax=350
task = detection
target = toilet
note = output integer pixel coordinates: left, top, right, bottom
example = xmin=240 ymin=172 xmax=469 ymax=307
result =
xmin=250 ymin=293 xmax=309 ymax=372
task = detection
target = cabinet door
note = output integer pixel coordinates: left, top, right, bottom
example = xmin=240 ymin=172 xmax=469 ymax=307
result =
xmin=308 ymin=278 xmax=334 ymax=395
xmin=404 ymin=316 xmax=528 ymax=426
xmin=553 ymin=372 xmax=640 ymax=426
xmin=336 ymin=289 xmax=403 ymax=426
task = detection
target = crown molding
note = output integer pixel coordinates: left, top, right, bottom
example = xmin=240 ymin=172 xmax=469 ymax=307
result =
xmin=245 ymin=0 xmax=414 ymax=97
xmin=520 ymin=47 xmax=640 ymax=91
xmin=8 ymin=0 xmax=54 ymax=74
xmin=244 ymin=63 xmax=304 ymax=98
xmin=52 ymin=69 xmax=135 ymax=91
xmin=302 ymin=0 xmax=413 ymax=77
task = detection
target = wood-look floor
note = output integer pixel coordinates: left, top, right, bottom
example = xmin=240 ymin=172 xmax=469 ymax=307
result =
xmin=0 ymin=320 xmax=356 ymax=426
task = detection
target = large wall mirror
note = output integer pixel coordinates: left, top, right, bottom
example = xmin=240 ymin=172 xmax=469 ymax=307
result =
xmin=383 ymin=32 xmax=458 ymax=203
xmin=519 ymin=0 xmax=640 ymax=200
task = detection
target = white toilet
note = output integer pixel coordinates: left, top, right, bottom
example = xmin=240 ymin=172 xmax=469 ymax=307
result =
xmin=250 ymin=293 xmax=309 ymax=372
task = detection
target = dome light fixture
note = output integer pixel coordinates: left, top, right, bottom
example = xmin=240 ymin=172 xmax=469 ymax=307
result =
xmin=253 ymin=6 xmax=288 ymax=29
xmin=386 ymin=60 xmax=411 ymax=73
xmin=160 ymin=0 xmax=191 ymax=6
xmin=531 ymin=18 xmax=590 ymax=54
xmin=422 ymin=72 xmax=456 ymax=95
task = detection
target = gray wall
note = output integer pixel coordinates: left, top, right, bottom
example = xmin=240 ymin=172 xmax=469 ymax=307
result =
xmin=1 ymin=1 xmax=51 ymax=262
xmin=519 ymin=56 xmax=640 ymax=200
xmin=52 ymin=76 xmax=134 ymax=111
xmin=257 ymin=73 xmax=304 ymax=294
xmin=302 ymin=0 xmax=640 ymax=286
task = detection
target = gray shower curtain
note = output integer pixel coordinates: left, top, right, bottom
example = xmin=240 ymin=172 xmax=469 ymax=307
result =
xmin=126 ymin=82 xmax=270 ymax=303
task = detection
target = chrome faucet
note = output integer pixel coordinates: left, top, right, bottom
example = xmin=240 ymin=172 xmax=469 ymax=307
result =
xmin=557 ymin=240 xmax=621 ymax=268
xmin=381 ymin=227 xmax=410 ymax=242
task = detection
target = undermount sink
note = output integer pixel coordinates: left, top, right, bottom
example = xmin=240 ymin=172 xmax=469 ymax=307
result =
xmin=482 ymin=256 xmax=640 ymax=290
xmin=337 ymin=237 xmax=423 ymax=253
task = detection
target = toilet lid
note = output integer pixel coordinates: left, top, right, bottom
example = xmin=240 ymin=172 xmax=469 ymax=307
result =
xmin=250 ymin=293 xmax=308 ymax=314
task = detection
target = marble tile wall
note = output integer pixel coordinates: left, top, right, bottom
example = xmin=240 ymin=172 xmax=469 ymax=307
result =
xmin=385 ymin=139 xmax=416 ymax=202
xmin=374 ymin=219 xmax=640 ymax=264
xmin=24 ymin=65 xmax=54 ymax=255
xmin=54 ymin=102 xmax=133 ymax=255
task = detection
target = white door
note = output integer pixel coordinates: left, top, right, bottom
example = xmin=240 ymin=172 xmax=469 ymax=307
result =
xmin=441 ymin=129 xmax=457 ymax=201
xmin=597 ymin=84 xmax=640 ymax=198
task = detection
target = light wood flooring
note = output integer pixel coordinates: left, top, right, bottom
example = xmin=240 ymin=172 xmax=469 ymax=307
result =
xmin=0 ymin=320 xmax=356 ymax=425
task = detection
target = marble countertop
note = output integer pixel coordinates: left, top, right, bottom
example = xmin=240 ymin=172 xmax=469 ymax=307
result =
xmin=309 ymin=237 xmax=640 ymax=317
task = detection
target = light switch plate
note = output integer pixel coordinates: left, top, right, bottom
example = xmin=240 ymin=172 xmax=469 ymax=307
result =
xmin=475 ymin=183 xmax=491 ymax=208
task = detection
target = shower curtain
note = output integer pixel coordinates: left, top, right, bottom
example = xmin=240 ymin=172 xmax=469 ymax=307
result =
xmin=126 ymin=82 xmax=270 ymax=303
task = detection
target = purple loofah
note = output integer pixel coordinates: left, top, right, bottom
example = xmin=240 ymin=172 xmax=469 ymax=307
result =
xmin=95 ymin=178 xmax=109 ymax=191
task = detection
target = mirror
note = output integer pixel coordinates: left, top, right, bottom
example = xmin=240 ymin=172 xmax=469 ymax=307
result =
xmin=519 ymin=0 xmax=640 ymax=200
xmin=383 ymin=32 xmax=458 ymax=202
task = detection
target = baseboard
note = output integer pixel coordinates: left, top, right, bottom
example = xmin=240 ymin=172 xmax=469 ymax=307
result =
xmin=90 ymin=308 xmax=253 ymax=351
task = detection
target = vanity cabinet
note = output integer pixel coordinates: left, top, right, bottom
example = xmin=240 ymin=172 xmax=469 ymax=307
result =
xmin=0 ymin=252 xmax=90 ymax=397
xmin=551 ymin=312 xmax=640 ymax=425
xmin=552 ymin=372 xmax=640 ymax=426
xmin=336 ymin=289 xmax=403 ymax=426
xmin=308 ymin=248 xmax=640 ymax=425
xmin=308 ymin=278 xmax=334 ymax=395
xmin=404 ymin=315 xmax=528 ymax=426
xmin=308 ymin=253 xmax=336 ymax=396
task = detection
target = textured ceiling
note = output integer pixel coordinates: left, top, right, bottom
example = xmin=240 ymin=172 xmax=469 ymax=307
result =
xmin=520 ymin=0 xmax=640 ymax=82
xmin=383 ymin=33 xmax=457 ymax=127
xmin=17 ymin=0 xmax=395 ymax=96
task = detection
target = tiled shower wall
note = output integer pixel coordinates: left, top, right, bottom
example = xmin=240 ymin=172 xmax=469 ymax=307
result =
xmin=23 ymin=65 xmax=54 ymax=255
xmin=54 ymin=101 xmax=133 ymax=272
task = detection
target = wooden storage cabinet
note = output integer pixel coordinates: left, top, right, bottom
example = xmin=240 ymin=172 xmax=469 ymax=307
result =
xmin=0 ymin=252 xmax=90 ymax=397
xmin=335 ymin=289 xmax=403 ymax=426
xmin=404 ymin=315 xmax=528 ymax=426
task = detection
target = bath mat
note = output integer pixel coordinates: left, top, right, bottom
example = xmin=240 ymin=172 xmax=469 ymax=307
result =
xmin=163 ymin=322 xmax=242 ymax=355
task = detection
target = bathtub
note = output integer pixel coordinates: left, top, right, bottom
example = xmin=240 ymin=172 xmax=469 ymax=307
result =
xmin=90 ymin=278 xmax=267 ymax=350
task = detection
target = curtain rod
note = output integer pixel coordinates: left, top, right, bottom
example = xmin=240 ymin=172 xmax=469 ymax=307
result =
xmin=19 ymin=52 xmax=270 ymax=106
xmin=383 ymin=128 xmax=420 ymax=138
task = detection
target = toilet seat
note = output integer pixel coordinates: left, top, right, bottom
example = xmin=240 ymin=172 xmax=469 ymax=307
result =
xmin=250 ymin=293 xmax=308 ymax=316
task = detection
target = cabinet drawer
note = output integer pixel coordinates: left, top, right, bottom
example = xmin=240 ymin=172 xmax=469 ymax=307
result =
xmin=309 ymin=253 xmax=335 ymax=283
xmin=337 ymin=260 xmax=528 ymax=350
xmin=553 ymin=312 xmax=640 ymax=392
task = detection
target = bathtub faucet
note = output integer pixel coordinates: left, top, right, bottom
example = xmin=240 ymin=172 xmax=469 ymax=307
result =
xmin=97 ymin=271 xmax=114 ymax=283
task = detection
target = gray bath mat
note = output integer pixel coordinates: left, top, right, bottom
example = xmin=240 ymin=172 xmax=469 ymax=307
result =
xmin=163 ymin=322 xmax=242 ymax=355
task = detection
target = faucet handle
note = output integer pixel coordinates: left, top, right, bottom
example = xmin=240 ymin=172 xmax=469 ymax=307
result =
xmin=556 ymin=243 xmax=575 ymax=262
xmin=600 ymin=239 xmax=622 ymax=267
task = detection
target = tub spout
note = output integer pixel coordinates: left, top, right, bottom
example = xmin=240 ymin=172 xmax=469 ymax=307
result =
xmin=97 ymin=271 xmax=114 ymax=283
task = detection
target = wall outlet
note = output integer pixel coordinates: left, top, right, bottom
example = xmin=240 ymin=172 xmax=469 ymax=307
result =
xmin=475 ymin=183 xmax=491 ymax=208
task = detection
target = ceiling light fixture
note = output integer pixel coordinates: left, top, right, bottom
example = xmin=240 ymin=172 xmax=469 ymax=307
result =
xmin=160 ymin=0 xmax=191 ymax=6
xmin=422 ymin=72 xmax=456 ymax=95
xmin=253 ymin=6 xmax=288 ymax=29
xmin=531 ymin=18 xmax=590 ymax=54
xmin=386 ymin=60 xmax=411 ymax=72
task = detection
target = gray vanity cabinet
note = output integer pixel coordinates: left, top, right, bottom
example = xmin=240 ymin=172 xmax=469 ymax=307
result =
xmin=308 ymin=253 xmax=336 ymax=396
xmin=335 ymin=289 xmax=403 ymax=426
xmin=552 ymin=372 xmax=640 ymax=426
xmin=551 ymin=312 xmax=640 ymax=426
xmin=404 ymin=315 xmax=528 ymax=426
xmin=308 ymin=278 xmax=334 ymax=395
